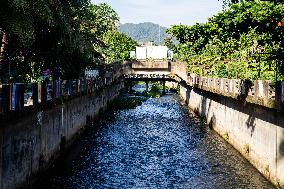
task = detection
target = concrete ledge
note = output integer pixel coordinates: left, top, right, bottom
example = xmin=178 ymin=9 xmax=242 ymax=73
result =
xmin=131 ymin=60 xmax=169 ymax=69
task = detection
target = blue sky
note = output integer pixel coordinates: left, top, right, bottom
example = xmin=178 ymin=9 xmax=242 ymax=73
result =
xmin=91 ymin=0 xmax=223 ymax=27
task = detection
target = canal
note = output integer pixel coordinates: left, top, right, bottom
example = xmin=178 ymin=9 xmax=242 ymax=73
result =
xmin=33 ymin=95 xmax=274 ymax=189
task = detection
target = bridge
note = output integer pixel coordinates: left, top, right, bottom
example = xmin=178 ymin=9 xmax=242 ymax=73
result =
xmin=123 ymin=60 xmax=188 ymax=93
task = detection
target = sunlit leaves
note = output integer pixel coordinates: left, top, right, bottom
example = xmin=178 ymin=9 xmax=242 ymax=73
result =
xmin=168 ymin=0 xmax=284 ymax=81
xmin=81 ymin=3 xmax=119 ymax=38
xmin=0 ymin=0 xmax=132 ymax=81
xmin=102 ymin=31 xmax=136 ymax=63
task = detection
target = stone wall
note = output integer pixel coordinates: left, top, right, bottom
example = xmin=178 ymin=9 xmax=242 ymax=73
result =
xmin=0 ymin=82 xmax=124 ymax=189
xmin=180 ymin=84 xmax=284 ymax=187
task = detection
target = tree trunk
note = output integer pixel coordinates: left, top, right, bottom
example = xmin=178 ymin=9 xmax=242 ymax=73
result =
xmin=0 ymin=31 xmax=8 ymax=77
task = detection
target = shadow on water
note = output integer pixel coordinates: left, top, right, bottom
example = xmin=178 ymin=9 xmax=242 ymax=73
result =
xmin=31 ymin=95 xmax=275 ymax=189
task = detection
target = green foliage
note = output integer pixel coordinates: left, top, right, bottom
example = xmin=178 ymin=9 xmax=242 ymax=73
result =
xmin=164 ymin=37 xmax=177 ymax=52
xmin=79 ymin=3 xmax=136 ymax=64
xmin=0 ymin=1 xmax=134 ymax=82
xmin=0 ymin=0 xmax=95 ymax=81
xmin=168 ymin=0 xmax=284 ymax=81
xmin=102 ymin=31 xmax=137 ymax=63
xmin=81 ymin=3 xmax=119 ymax=38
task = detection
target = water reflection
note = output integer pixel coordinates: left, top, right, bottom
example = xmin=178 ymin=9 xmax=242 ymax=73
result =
xmin=35 ymin=95 xmax=274 ymax=189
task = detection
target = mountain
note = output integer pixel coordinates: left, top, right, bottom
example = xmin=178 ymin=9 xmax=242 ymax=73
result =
xmin=118 ymin=22 xmax=168 ymax=45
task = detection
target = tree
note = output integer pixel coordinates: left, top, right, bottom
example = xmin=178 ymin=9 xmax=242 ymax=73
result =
xmin=219 ymin=0 xmax=283 ymax=8
xmin=168 ymin=0 xmax=284 ymax=81
xmin=0 ymin=1 xmax=132 ymax=82
xmin=0 ymin=0 xmax=93 ymax=81
xmin=81 ymin=3 xmax=119 ymax=38
xmin=0 ymin=0 xmax=53 ymax=78
xmin=79 ymin=3 xmax=120 ymax=65
xmin=164 ymin=37 xmax=177 ymax=52
xmin=102 ymin=31 xmax=137 ymax=63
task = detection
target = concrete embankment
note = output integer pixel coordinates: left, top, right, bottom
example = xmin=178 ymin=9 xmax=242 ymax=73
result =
xmin=180 ymin=84 xmax=284 ymax=188
xmin=0 ymin=82 xmax=123 ymax=189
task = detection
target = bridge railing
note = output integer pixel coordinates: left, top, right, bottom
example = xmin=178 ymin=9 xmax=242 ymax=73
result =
xmin=0 ymin=62 xmax=130 ymax=116
xmin=168 ymin=61 xmax=284 ymax=110
xmin=186 ymin=75 xmax=284 ymax=110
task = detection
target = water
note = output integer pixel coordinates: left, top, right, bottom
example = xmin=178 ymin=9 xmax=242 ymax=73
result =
xmin=35 ymin=95 xmax=274 ymax=189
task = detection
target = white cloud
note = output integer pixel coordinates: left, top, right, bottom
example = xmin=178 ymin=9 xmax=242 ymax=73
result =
xmin=91 ymin=0 xmax=223 ymax=27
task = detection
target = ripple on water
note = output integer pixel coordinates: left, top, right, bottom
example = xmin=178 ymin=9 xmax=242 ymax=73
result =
xmin=38 ymin=95 xmax=275 ymax=189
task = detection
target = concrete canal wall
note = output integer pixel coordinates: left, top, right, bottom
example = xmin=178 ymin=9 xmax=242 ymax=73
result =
xmin=126 ymin=60 xmax=284 ymax=187
xmin=1 ymin=60 xmax=284 ymax=188
xmin=180 ymin=83 xmax=284 ymax=187
xmin=0 ymin=82 xmax=124 ymax=189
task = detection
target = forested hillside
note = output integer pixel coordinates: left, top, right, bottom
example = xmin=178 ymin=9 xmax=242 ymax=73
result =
xmin=119 ymin=22 xmax=168 ymax=45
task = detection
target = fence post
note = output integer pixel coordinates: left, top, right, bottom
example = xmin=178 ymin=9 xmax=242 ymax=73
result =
xmin=1 ymin=84 xmax=10 ymax=113
xmin=10 ymin=84 xmax=24 ymax=111
xmin=32 ymin=83 xmax=39 ymax=108
xmin=72 ymin=80 xmax=77 ymax=95
xmin=56 ymin=80 xmax=62 ymax=98
xmin=52 ymin=80 xmax=56 ymax=99
xmin=69 ymin=80 xmax=73 ymax=96
xmin=76 ymin=80 xmax=80 ymax=94
xmin=275 ymin=81 xmax=282 ymax=111
xmin=18 ymin=84 xmax=24 ymax=111
xmin=61 ymin=80 xmax=67 ymax=97
xmin=11 ymin=83 xmax=16 ymax=110
xmin=84 ymin=79 xmax=88 ymax=94
xmin=41 ymin=81 xmax=47 ymax=108
xmin=81 ymin=80 xmax=84 ymax=94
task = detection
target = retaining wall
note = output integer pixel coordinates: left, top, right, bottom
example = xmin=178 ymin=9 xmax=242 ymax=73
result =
xmin=180 ymin=84 xmax=284 ymax=187
xmin=0 ymin=82 xmax=123 ymax=189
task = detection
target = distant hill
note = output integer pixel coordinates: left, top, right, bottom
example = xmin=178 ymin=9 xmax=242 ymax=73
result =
xmin=118 ymin=22 xmax=168 ymax=45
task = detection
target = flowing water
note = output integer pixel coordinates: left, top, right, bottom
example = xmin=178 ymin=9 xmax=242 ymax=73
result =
xmin=35 ymin=95 xmax=274 ymax=189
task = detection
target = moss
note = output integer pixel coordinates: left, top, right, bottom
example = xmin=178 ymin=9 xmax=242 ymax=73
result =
xmin=134 ymin=91 xmax=161 ymax=98
xmin=244 ymin=144 xmax=250 ymax=155
xmin=108 ymin=96 xmax=147 ymax=110
xmin=264 ymin=165 xmax=270 ymax=178
xmin=223 ymin=132 xmax=229 ymax=141
xmin=272 ymin=178 xmax=281 ymax=189
xmin=200 ymin=116 xmax=207 ymax=126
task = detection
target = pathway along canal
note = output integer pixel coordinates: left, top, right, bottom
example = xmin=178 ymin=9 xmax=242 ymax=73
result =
xmin=33 ymin=95 xmax=274 ymax=189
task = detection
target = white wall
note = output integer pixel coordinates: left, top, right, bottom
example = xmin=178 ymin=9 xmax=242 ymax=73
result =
xmin=136 ymin=46 xmax=168 ymax=60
